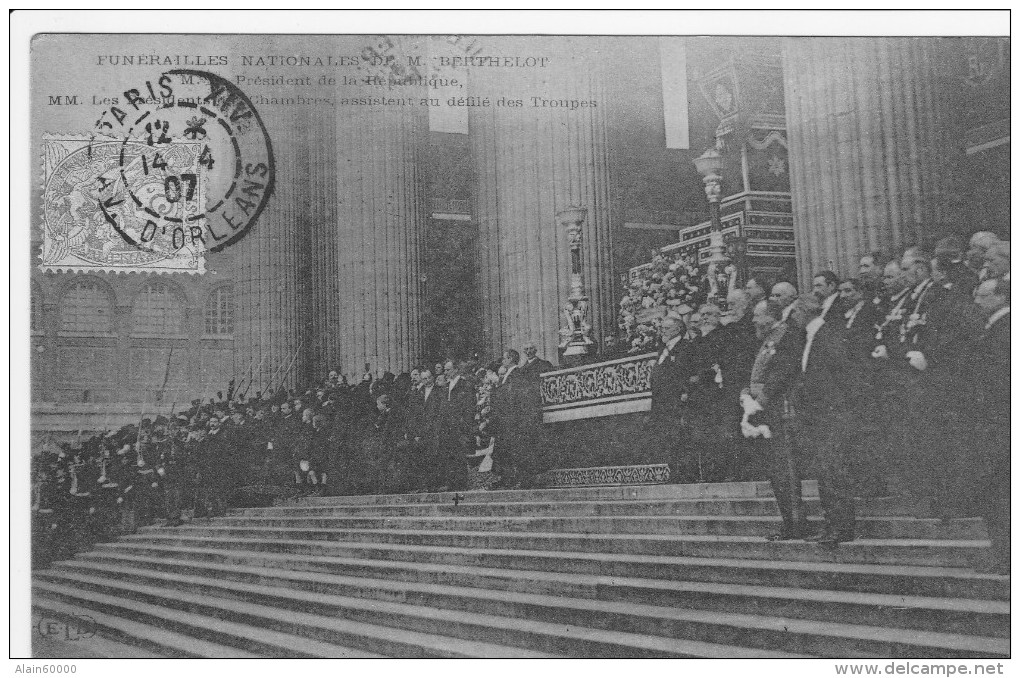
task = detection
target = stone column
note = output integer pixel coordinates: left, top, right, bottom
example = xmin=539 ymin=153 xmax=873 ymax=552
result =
xmin=471 ymin=37 xmax=616 ymax=363
xmin=782 ymin=38 xmax=956 ymax=281
xmin=303 ymin=105 xmax=341 ymax=382
xmin=232 ymin=103 xmax=308 ymax=396
xmin=334 ymin=95 xmax=426 ymax=379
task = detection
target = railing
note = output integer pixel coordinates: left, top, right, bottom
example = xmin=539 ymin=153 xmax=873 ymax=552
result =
xmin=540 ymin=353 xmax=657 ymax=423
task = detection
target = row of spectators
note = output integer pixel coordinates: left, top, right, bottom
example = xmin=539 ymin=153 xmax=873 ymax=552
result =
xmin=32 ymin=345 xmax=554 ymax=566
xmin=647 ymin=230 xmax=1009 ymax=569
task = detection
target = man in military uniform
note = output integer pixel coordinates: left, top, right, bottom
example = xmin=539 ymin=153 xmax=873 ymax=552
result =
xmin=836 ymin=276 xmax=885 ymax=497
xmin=886 ymin=248 xmax=944 ymax=500
xmin=869 ymin=258 xmax=918 ymax=497
xmin=744 ymin=300 xmax=808 ymax=541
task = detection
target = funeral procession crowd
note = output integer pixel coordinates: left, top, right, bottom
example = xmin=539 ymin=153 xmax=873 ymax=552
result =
xmin=32 ymin=232 xmax=1009 ymax=573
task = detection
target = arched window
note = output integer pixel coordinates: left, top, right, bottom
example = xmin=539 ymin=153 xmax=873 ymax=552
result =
xmin=60 ymin=279 xmax=113 ymax=333
xmin=133 ymin=282 xmax=184 ymax=335
xmin=204 ymin=285 xmax=234 ymax=336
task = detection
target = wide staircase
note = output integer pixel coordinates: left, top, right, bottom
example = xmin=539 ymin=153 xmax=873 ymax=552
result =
xmin=32 ymin=481 xmax=1009 ymax=658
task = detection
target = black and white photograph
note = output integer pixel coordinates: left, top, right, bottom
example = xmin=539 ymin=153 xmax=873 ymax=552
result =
xmin=11 ymin=9 xmax=1012 ymax=670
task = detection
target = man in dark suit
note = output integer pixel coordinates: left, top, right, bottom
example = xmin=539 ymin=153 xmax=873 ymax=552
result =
xmin=745 ymin=299 xmax=807 ymax=540
xmin=370 ymin=395 xmax=407 ymax=494
xmin=792 ymin=294 xmax=866 ymax=544
xmin=915 ymin=259 xmax=987 ymax=518
xmin=405 ymin=368 xmax=443 ymax=491
xmin=836 ymin=277 xmax=885 ymax=497
xmin=650 ymin=315 xmax=691 ymax=481
xmin=491 ymin=349 xmax=531 ymax=488
xmin=973 ymin=278 xmax=1010 ymax=573
xmin=683 ymin=303 xmax=730 ymax=481
xmin=520 ymin=342 xmax=555 ymax=380
xmin=440 ymin=359 xmax=475 ymax=491
xmin=812 ymin=270 xmax=844 ymax=321
xmin=517 ymin=343 xmax=553 ymax=484
xmin=715 ymin=290 xmax=759 ymax=480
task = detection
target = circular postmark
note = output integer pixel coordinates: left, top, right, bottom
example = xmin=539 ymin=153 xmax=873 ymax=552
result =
xmin=93 ymin=69 xmax=274 ymax=255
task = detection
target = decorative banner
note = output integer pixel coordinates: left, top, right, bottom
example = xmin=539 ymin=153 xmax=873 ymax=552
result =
xmin=41 ymin=133 xmax=206 ymax=274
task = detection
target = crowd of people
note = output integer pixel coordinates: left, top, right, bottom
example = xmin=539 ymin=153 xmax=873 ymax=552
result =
xmin=31 ymin=344 xmax=555 ymax=567
xmin=647 ymin=231 xmax=1009 ymax=571
xmin=32 ymin=230 xmax=1009 ymax=573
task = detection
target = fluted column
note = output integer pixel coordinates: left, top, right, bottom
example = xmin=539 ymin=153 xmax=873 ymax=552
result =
xmin=335 ymin=96 xmax=426 ymax=379
xmin=471 ymin=37 xmax=616 ymax=363
xmin=304 ymin=105 xmax=340 ymax=380
xmin=233 ymin=102 xmax=308 ymax=396
xmin=782 ymin=38 xmax=956 ymax=281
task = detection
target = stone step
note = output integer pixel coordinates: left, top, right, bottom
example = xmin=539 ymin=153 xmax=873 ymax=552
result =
xmin=33 ymin=578 xmax=555 ymax=658
xmin=67 ymin=550 xmax=1011 ymax=638
xmin=230 ymin=496 xmax=935 ymax=519
xmin=289 ymin=480 xmax=816 ymax=506
xmin=36 ymin=562 xmax=1005 ymax=658
xmin=32 ymin=589 xmax=373 ymax=658
xmin=93 ymin=539 xmax=1011 ymax=601
xmin=122 ymin=524 xmax=992 ymax=568
xmin=33 ymin=569 xmax=805 ymax=658
xmin=201 ymin=514 xmax=986 ymax=541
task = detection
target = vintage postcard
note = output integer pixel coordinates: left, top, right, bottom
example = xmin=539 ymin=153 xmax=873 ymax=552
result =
xmin=13 ymin=10 xmax=1011 ymax=673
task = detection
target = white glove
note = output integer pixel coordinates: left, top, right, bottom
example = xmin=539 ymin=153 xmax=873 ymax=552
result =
xmin=739 ymin=392 xmax=763 ymax=416
xmin=906 ymin=350 xmax=928 ymax=371
xmin=871 ymin=345 xmax=888 ymax=359
xmin=740 ymin=420 xmax=772 ymax=439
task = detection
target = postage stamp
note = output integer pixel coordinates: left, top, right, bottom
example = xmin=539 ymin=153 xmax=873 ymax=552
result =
xmin=41 ymin=133 xmax=208 ymax=274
